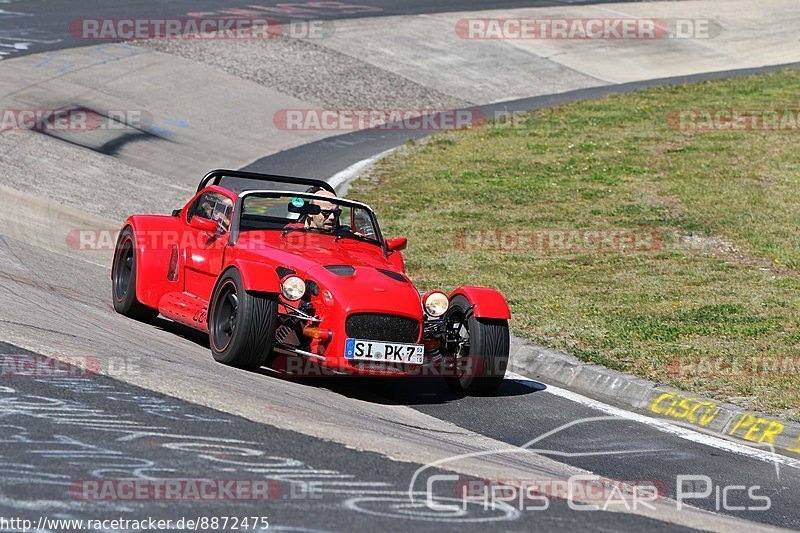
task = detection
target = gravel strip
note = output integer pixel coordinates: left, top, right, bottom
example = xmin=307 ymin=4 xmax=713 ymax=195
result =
xmin=137 ymin=37 xmax=471 ymax=110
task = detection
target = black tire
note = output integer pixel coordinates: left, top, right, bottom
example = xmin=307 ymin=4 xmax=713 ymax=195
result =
xmin=444 ymin=294 xmax=509 ymax=395
xmin=111 ymin=227 xmax=159 ymax=321
xmin=209 ymin=268 xmax=278 ymax=370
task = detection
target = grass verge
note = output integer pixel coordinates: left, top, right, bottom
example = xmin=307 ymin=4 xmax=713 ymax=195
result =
xmin=349 ymin=69 xmax=800 ymax=418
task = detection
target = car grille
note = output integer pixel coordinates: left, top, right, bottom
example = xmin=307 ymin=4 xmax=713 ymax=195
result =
xmin=345 ymin=313 xmax=420 ymax=344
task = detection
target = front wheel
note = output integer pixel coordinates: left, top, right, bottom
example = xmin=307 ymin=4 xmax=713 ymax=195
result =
xmin=443 ymin=295 xmax=509 ymax=395
xmin=209 ymin=268 xmax=278 ymax=370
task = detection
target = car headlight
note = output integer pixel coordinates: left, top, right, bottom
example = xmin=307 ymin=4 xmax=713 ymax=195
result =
xmin=281 ymin=276 xmax=306 ymax=301
xmin=423 ymin=291 xmax=449 ymax=317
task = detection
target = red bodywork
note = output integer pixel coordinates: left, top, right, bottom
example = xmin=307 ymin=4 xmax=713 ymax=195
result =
xmin=119 ymin=182 xmax=510 ymax=376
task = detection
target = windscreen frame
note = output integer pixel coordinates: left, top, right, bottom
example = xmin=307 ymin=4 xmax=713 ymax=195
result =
xmin=229 ymin=190 xmax=386 ymax=251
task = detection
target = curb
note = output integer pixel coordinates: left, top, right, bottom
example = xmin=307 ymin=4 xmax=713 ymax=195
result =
xmin=507 ymin=336 xmax=800 ymax=460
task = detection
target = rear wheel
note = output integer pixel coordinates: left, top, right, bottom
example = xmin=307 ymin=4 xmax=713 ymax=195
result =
xmin=111 ymin=227 xmax=158 ymax=321
xmin=209 ymin=268 xmax=278 ymax=370
xmin=444 ymin=295 xmax=509 ymax=395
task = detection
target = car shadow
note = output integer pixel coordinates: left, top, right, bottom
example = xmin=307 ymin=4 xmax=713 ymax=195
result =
xmin=265 ymin=373 xmax=544 ymax=406
xmin=151 ymin=317 xmax=210 ymax=349
xmin=148 ymin=318 xmax=542 ymax=405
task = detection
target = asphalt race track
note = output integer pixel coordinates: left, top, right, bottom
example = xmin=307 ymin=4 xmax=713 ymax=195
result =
xmin=0 ymin=343 xmax=691 ymax=532
xmin=0 ymin=0 xmax=641 ymax=59
xmin=1 ymin=1 xmax=799 ymax=531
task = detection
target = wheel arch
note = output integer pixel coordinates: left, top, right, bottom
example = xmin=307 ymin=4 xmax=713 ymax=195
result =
xmin=448 ymin=286 xmax=511 ymax=320
xmin=215 ymin=260 xmax=282 ymax=298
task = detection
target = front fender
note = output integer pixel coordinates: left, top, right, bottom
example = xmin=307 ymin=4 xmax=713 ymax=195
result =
xmin=230 ymin=259 xmax=281 ymax=294
xmin=449 ymin=286 xmax=511 ymax=320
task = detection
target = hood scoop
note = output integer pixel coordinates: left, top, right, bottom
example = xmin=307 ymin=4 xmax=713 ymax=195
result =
xmin=324 ymin=265 xmax=408 ymax=283
xmin=376 ymin=268 xmax=408 ymax=283
xmin=325 ymin=265 xmax=355 ymax=277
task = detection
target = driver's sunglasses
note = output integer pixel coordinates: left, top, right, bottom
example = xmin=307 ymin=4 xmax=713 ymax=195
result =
xmin=319 ymin=208 xmax=342 ymax=218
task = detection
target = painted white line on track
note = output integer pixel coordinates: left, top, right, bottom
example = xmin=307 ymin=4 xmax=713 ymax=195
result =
xmin=328 ymin=148 xmax=396 ymax=195
xmin=507 ymin=371 xmax=800 ymax=472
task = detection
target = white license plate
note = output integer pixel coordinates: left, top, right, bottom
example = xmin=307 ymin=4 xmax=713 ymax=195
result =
xmin=344 ymin=338 xmax=424 ymax=364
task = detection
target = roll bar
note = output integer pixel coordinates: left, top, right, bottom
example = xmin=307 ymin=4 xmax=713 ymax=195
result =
xmin=197 ymin=169 xmax=336 ymax=195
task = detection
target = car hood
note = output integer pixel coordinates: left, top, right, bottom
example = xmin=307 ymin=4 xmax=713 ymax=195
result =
xmin=307 ymin=263 xmax=424 ymax=320
xmin=235 ymin=230 xmax=398 ymax=274
xmin=234 ymin=230 xmax=421 ymax=317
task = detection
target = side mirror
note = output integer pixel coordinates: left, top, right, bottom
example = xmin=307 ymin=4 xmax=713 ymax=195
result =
xmin=386 ymin=237 xmax=408 ymax=252
xmin=190 ymin=216 xmax=219 ymax=234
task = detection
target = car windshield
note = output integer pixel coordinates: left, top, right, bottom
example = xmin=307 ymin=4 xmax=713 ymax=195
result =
xmin=239 ymin=192 xmax=382 ymax=243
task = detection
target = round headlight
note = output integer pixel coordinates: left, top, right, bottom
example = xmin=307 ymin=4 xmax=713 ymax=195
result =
xmin=423 ymin=291 xmax=449 ymax=317
xmin=281 ymin=276 xmax=306 ymax=301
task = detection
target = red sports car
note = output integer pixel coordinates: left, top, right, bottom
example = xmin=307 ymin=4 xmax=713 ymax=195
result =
xmin=111 ymin=169 xmax=511 ymax=394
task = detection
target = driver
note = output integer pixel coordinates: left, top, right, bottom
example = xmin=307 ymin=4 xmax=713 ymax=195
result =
xmin=305 ymin=189 xmax=341 ymax=233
